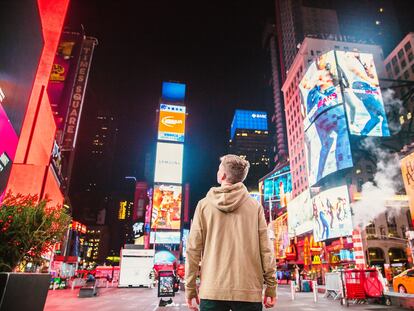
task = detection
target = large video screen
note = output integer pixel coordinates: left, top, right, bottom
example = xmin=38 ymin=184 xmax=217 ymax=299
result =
xmin=263 ymin=166 xmax=292 ymax=208
xmin=312 ymin=185 xmax=353 ymax=242
xmin=162 ymin=82 xmax=186 ymax=102
xmin=305 ymin=105 xmax=353 ymax=186
xmin=154 ymin=142 xmax=184 ymax=184
xmin=287 ymin=189 xmax=312 ymax=237
xmin=150 ymin=231 xmax=181 ymax=244
xmin=158 ymin=104 xmax=186 ymax=142
xmin=336 ymin=51 xmax=390 ymax=137
xmin=299 ymin=51 xmax=343 ymax=131
xmin=151 ymin=184 xmax=182 ymax=230
xmin=230 ymin=110 xmax=268 ymax=139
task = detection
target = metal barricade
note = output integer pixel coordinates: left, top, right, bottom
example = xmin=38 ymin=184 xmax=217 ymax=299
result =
xmin=325 ymin=272 xmax=343 ymax=300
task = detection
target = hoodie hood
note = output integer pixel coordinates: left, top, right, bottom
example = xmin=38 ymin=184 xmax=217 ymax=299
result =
xmin=206 ymin=182 xmax=250 ymax=213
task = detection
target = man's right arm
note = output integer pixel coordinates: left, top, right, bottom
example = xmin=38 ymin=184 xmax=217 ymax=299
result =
xmin=185 ymin=203 xmax=203 ymax=300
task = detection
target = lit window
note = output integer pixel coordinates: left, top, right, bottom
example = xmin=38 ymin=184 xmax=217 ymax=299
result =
xmin=407 ymin=112 xmax=412 ymax=120
xmin=375 ymin=21 xmax=380 ymax=25
xmin=379 ymin=7 xmax=384 ymax=12
xmin=400 ymin=116 xmax=405 ymax=124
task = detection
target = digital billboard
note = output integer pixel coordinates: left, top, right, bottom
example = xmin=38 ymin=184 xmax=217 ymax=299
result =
xmin=336 ymin=51 xmax=390 ymax=137
xmin=263 ymin=166 xmax=292 ymax=208
xmin=401 ymin=152 xmax=414 ymax=225
xmin=299 ymin=51 xmax=343 ymax=130
xmin=158 ymin=104 xmax=186 ymax=142
xmin=312 ymin=185 xmax=353 ymax=242
xmin=288 ymin=189 xmax=312 ymax=237
xmin=150 ymin=231 xmax=181 ymax=244
xmin=230 ymin=110 xmax=268 ymax=139
xmin=304 ymin=105 xmax=353 ymax=186
xmin=273 ymin=213 xmax=289 ymax=259
xmin=161 ymin=82 xmax=186 ymax=102
xmin=154 ymin=142 xmax=184 ymax=184
xmin=151 ymin=184 xmax=182 ymax=230
xmin=182 ymin=229 xmax=189 ymax=259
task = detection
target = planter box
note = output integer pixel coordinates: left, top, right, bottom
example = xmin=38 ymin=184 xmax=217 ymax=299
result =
xmin=0 ymin=273 xmax=51 ymax=311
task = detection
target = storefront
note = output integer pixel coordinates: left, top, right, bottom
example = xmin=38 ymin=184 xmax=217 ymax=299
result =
xmin=389 ymin=247 xmax=408 ymax=277
xmin=367 ymin=247 xmax=386 ymax=272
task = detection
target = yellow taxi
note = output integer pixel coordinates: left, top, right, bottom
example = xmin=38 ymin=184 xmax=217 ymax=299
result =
xmin=393 ymin=268 xmax=414 ymax=293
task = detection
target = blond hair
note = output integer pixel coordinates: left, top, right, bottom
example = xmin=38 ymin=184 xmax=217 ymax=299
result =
xmin=220 ymin=154 xmax=250 ymax=184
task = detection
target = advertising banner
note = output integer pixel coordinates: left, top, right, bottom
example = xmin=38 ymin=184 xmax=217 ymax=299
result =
xmin=288 ymin=189 xmax=312 ymax=237
xmin=48 ymin=40 xmax=78 ymax=130
xmin=158 ymin=270 xmax=176 ymax=298
xmin=150 ymin=231 xmax=181 ymax=244
xmin=263 ymin=166 xmax=292 ymax=208
xmin=304 ymin=105 xmax=353 ymax=186
xmin=154 ymin=142 xmax=184 ymax=184
xmin=273 ymin=213 xmax=289 ymax=259
xmin=312 ymin=185 xmax=353 ymax=242
xmin=151 ymin=184 xmax=182 ymax=230
xmin=300 ymin=50 xmax=343 ymax=131
xmin=336 ymin=50 xmax=390 ymax=137
xmin=61 ymin=38 xmax=97 ymax=150
xmin=161 ymin=82 xmax=186 ymax=102
xmin=401 ymin=153 xmax=414 ymax=226
xmin=158 ymin=104 xmax=186 ymax=142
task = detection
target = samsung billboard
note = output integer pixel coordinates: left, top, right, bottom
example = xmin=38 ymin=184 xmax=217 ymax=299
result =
xmin=154 ymin=142 xmax=184 ymax=184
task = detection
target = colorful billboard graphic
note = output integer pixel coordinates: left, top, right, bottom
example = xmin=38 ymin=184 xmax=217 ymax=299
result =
xmin=273 ymin=213 xmax=289 ymax=259
xmin=288 ymin=189 xmax=312 ymax=237
xmin=230 ymin=109 xmax=268 ymax=139
xmin=158 ymin=104 xmax=186 ymax=142
xmin=304 ymin=105 xmax=353 ymax=186
xmin=336 ymin=51 xmax=390 ymax=137
xmin=151 ymin=184 xmax=182 ymax=230
xmin=263 ymin=166 xmax=292 ymax=208
xmin=133 ymin=182 xmax=148 ymax=221
xmin=401 ymin=153 xmax=414 ymax=226
xmin=161 ymin=82 xmax=186 ymax=102
xmin=299 ymin=51 xmax=342 ymax=130
xmin=312 ymin=185 xmax=353 ymax=242
xmin=150 ymin=231 xmax=181 ymax=244
xmin=182 ymin=229 xmax=189 ymax=259
xmin=154 ymin=142 xmax=184 ymax=184
xmin=154 ymin=250 xmax=177 ymax=265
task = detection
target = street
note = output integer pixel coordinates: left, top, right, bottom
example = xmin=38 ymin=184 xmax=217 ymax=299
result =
xmin=44 ymin=285 xmax=407 ymax=311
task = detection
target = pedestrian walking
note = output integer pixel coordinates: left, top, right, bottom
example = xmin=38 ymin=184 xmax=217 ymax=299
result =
xmin=185 ymin=154 xmax=277 ymax=311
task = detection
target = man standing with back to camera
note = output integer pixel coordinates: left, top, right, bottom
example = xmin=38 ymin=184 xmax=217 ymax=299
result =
xmin=185 ymin=154 xmax=277 ymax=311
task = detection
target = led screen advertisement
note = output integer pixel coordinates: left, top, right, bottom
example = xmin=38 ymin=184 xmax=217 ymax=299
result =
xmin=230 ymin=109 xmax=268 ymax=139
xmin=312 ymin=185 xmax=353 ymax=242
xmin=288 ymin=189 xmax=313 ymax=237
xmin=263 ymin=166 xmax=292 ymax=208
xmin=158 ymin=104 xmax=186 ymax=142
xmin=150 ymin=231 xmax=181 ymax=244
xmin=151 ymin=184 xmax=182 ymax=230
xmin=304 ymin=105 xmax=353 ymax=186
xmin=154 ymin=142 xmax=184 ymax=184
xmin=162 ymin=82 xmax=186 ymax=102
xmin=336 ymin=51 xmax=390 ymax=137
xmin=299 ymin=51 xmax=343 ymax=130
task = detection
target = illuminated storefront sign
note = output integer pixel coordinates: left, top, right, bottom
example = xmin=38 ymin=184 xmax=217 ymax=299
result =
xmin=118 ymin=201 xmax=127 ymax=220
xmin=154 ymin=142 xmax=184 ymax=184
xmin=158 ymin=104 xmax=186 ymax=142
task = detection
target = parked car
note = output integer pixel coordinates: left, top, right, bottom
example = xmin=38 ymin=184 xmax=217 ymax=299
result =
xmin=393 ymin=268 xmax=414 ymax=293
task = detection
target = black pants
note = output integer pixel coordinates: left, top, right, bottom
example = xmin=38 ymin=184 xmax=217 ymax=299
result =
xmin=200 ymin=299 xmax=262 ymax=311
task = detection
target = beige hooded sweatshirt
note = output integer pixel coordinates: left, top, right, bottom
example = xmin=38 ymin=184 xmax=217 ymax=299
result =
xmin=185 ymin=182 xmax=277 ymax=302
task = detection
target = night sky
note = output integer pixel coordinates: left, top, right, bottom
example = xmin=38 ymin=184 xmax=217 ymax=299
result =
xmin=64 ymin=0 xmax=414 ymax=217
xmin=65 ymin=0 xmax=274 ymax=211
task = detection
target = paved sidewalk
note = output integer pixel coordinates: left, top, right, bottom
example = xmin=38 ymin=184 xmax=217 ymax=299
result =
xmin=44 ymin=285 xmax=407 ymax=311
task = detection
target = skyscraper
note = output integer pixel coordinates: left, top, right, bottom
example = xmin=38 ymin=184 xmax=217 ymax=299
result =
xmin=229 ymin=109 xmax=271 ymax=190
